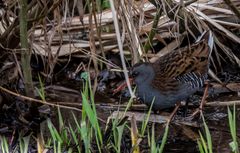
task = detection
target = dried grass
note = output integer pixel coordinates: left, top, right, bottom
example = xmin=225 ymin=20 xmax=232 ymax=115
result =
xmin=0 ymin=0 xmax=239 ymax=79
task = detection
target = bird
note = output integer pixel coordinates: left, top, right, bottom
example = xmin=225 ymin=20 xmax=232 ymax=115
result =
xmin=129 ymin=31 xmax=213 ymax=110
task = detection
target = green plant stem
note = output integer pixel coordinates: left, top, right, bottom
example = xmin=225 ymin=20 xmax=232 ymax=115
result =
xmin=19 ymin=0 xmax=34 ymax=97
xmin=143 ymin=7 xmax=162 ymax=53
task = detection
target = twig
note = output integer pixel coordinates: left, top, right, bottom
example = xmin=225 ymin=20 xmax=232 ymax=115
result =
xmin=223 ymin=0 xmax=240 ymax=20
xmin=206 ymin=100 xmax=240 ymax=106
xmin=0 ymin=86 xmax=107 ymax=123
xmin=109 ymin=0 xmax=135 ymax=98
xmin=168 ymin=102 xmax=181 ymax=123
xmin=0 ymin=86 xmax=82 ymax=111
xmin=189 ymin=83 xmax=209 ymax=118
xmin=78 ymin=48 xmax=121 ymax=69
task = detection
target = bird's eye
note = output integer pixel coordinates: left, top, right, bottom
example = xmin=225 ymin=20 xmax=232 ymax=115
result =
xmin=132 ymin=71 xmax=139 ymax=77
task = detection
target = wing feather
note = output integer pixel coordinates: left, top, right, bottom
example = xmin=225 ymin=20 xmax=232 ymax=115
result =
xmin=151 ymin=33 xmax=211 ymax=94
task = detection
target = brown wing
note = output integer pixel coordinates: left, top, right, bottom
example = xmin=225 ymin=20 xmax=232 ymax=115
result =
xmin=151 ymin=38 xmax=210 ymax=94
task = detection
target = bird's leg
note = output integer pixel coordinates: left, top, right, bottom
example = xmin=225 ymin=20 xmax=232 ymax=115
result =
xmin=200 ymin=81 xmax=209 ymax=111
xmin=182 ymin=99 xmax=189 ymax=117
xmin=189 ymin=81 xmax=209 ymax=119
xmin=168 ymin=102 xmax=181 ymax=122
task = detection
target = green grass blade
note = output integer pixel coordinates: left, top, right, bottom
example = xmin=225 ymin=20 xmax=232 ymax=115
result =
xmin=117 ymin=124 xmax=125 ymax=153
xmin=35 ymin=74 xmax=46 ymax=101
xmin=47 ymin=119 xmax=63 ymax=143
xmin=197 ymin=114 xmax=213 ymax=153
xmin=150 ymin=124 xmax=157 ymax=153
xmin=81 ymin=92 xmax=102 ymax=145
xmin=1 ymin=136 xmax=9 ymax=153
xmin=57 ymin=141 xmax=61 ymax=153
xmin=228 ymin=104 xmax=239 ymax=153
xmin=199 ymin=131 xmax=208 ymax=153
xmin=197 ymin=139 xmax=204 ymax=153
xmin=158 ymin=123 xmax=169 ymax=153
xmin=141 ymin=97 xmax=154 ymax=135
xmin=19 ymin=135 xmax=30 ymax=153
xmin=80 ymin=121 xmax=91 ymax=153
xmin=69 ymin=123 xmax=81 ymax=153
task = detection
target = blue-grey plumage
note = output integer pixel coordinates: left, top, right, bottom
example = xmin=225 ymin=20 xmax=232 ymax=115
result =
xmin=131 ymin=31 xmax=214 ymax=110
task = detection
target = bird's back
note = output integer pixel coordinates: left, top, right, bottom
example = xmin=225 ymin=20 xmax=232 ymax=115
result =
xmin=150 ymin=31 xmax=213 ymax=95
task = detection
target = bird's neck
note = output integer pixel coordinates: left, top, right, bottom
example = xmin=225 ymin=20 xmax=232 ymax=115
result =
xmin=135 ymin=68 xmax=155 ymax=85
xmin=136 ymin=73 xmax=156 ymax=95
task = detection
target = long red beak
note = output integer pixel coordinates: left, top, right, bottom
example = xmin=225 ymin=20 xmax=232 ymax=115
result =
xmin=113 ymin=78 xmax=134 ymax=94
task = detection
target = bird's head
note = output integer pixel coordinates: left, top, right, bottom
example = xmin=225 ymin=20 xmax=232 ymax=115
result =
xmin=129 ymin=63 xmax=154 ymax=84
